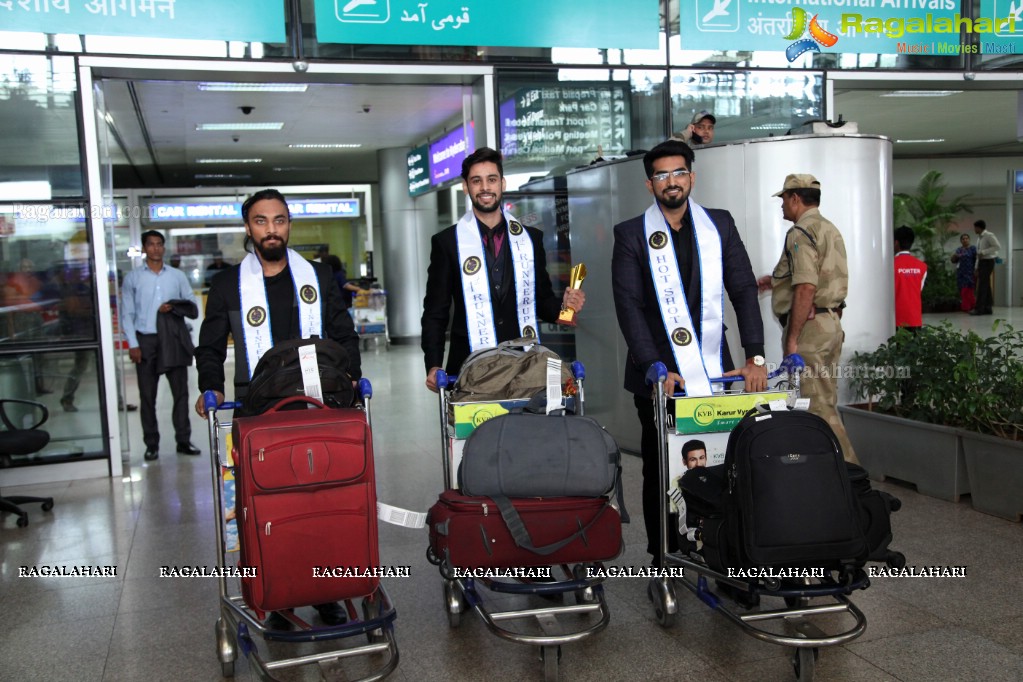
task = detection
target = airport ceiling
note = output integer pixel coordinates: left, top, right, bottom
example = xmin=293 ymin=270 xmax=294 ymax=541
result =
xmin=93 ymin=77 xmax=1022 ymax=189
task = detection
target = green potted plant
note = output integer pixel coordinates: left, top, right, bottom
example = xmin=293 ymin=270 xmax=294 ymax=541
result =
xmin=841 ymin=323 xmax=1023 ymax=520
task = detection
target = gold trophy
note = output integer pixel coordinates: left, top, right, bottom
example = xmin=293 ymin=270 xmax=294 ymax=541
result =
xmin=558 ymin=263 xmax=587 ymax=326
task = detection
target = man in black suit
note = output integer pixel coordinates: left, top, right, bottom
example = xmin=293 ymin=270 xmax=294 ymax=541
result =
xmin=421 ymin=147 xmax=584 ymax=390
xmin=611 ymin=139 xmax=766 ymax=564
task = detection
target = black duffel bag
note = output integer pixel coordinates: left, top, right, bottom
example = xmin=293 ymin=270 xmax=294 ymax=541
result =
xmin=239 ymin=337 xmax=354 ymax=417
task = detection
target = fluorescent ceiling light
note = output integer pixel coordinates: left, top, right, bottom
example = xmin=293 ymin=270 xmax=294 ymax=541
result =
xmin=895 ymin=138 xmax=946 ymax=144
xmin=197 ymin=82 xmax=308 ymax=92
xmin=288 ymin=143 xmax=363 ymax=149
xmin=750 ymin=123 xmax=791 ymax=131
xmin=197 ymin=122 xmax=284 ymax=131
xmin=195 ymin=174 xmax=253 ymax=180
xmin=882 ymin=90 xmax=962 ymax=97
xmin=195 ymin=158 xmax=263 ymax=164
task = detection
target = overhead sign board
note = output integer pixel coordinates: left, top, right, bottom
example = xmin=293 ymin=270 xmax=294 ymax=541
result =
xmin=314 ymin=0 xmax=659 ymax=49
xmin=407 ymin=144 xmax=431 ymax=197
xmin=0 ymin=0 xmax=286 ymax=43
xmin=680 ymin=1 xmax=1017 ymax=57
xmin=147 ymin=199 xmax=360 ymax=223
xmin=429 ymin=125 xmax=474 ymax=186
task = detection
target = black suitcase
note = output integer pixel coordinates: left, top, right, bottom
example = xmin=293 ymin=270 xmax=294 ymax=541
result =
xmin=723 ymin=409 xmax=868 ymax=569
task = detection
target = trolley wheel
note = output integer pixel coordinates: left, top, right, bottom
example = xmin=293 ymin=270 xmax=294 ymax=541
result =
xmin=443 ymin=580 xmax=464 ymax=628
xmin=540 ymin=645 xmax=561 ymax=682
xmin=362 ymin=597 xmax=385 ymax=644
xmin=215 ymin=617 xmax=237 ymax=677
xmin=41 ymin=498 xmax=54 ymax=512
xmin=16 ymin=514 xmax=28 ymax=528
xmin=647 ymin=578 xmax=677 ymax=628
xmin=221 ymin=661 xmax=235 ymax=678
xmin=886 ymin=550 xmax=907 ymax=570
xmin=792 ymin=647 xmax=819 ymax=681
xmin=572 ymin=564 xmax=596 ymax=604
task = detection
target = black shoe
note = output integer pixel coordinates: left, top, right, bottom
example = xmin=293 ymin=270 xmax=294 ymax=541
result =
xmin=176 ymin=442 xmax=201 ymax=456
xmin=265 ymin=610 xmax=293 ymax=631
xmin=125 ymin=403 xmax=138 ymax=412
xmin=313 ymin=602 xmax=348 ymax=626
xmin=61 ymin=399 xmax=78 ymax=413
xmin=144 ymin=448 xmax=159 ymax=461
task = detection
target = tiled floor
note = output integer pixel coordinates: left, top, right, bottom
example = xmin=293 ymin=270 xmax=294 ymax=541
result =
xmin=2 ymin=309 xmax=1022 ymax=681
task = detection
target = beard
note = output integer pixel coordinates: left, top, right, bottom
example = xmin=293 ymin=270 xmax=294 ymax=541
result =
xmin=470 ymin=191 xmax=501 ymax=214
xmin=656 ymin=186 xmax=688 ymax=209
xmin=254 ymin=236 xmax=287 ymax=262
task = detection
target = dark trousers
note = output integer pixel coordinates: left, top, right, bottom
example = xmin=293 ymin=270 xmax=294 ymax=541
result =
xmin=975 ymin=259 xmax=995 ymax=313
xmin=135 ymin=333 xmax=190 ymax=450
xmin=634 ymin=394 xmax=678 ymax=559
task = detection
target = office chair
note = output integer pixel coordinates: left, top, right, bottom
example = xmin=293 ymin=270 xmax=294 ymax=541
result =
xmin=0 ymin=398 xmax=55 ymax=528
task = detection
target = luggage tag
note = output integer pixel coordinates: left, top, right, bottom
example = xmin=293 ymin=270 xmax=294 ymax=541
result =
xmin=298 ymin=344 xmax=324 ymax=405
xmin=793 ymin=398 xmax=811 ymax=411
xmin=377 ymin=501 xmax=427 ymax=529
xmin=768 ymin=399 xmax=788 ymax=411
xmin=546 ymin=357 xmax=563 ymax=414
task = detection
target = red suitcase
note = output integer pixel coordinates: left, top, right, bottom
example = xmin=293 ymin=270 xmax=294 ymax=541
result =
xmin=232 ymin=397 xmax=379 ymax=613
xmin=428 ymin=490 xmax=623 ymax=569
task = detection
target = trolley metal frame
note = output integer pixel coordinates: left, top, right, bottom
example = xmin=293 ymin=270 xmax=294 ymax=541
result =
xmin=429 ymin=362 xmax=613 ymax=682
xmin=204 ymin=384 xmax=399 ymax=682
xmin=644 ymin=356 xmax=871 ymax=682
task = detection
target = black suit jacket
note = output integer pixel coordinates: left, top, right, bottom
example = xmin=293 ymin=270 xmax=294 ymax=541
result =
xmin=611 ymin=205 xmax=764 ymax=396
xmin=196 ymin=259 xmax=362 ymax=398
xmin=421 ymin=219 xmax=562 ymax=374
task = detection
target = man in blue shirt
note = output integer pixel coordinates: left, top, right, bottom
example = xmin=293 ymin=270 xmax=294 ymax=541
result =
xmin=121 ymin=229 xmax=200 ymax=461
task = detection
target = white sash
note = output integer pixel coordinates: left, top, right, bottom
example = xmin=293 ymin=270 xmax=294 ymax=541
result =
xmin=238 ymin=248 xmax=322 ymax=379
xmin=643 ymin=201 xmax=725 ymax=397
xmin=455 ymin=210 xmax=538 ymax=352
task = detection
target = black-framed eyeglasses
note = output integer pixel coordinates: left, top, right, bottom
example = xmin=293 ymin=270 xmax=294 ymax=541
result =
xmin=650 ymin=169 xmax=691 ymax=182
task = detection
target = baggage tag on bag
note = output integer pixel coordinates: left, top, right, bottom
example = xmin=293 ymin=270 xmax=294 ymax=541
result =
xmin=298 ymin=344 xmax=324 ymax=405
xmin=793 ymin=398 xmax=811 ymax=411
xmin=546 ymin=357 xmax=563 ymax=414
xmin=377 ymin=501 xmax=427 ymax=529
xmin=768 ymin=399 xmax=788 ymax=411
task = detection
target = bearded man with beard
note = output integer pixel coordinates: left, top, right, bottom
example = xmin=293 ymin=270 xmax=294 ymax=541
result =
xmin=421 ymin=147 xmax=584 ymax=391
xmin=195 ymin=188 xmax=362 ymax=414
xmin=610 ymin=140 xmax=765 ymax=565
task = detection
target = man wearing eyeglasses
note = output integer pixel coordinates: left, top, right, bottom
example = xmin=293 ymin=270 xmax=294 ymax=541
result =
xmin=611 ymin=139 xmax=766 ymax=565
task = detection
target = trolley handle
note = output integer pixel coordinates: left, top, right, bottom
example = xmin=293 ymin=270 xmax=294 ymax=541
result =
xmin=204 ymin=390 xmax=241 ymax=413
xmin=644 ymin=354 xmax=805 ymax=397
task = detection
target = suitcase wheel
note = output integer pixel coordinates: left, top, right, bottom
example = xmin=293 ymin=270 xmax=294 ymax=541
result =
xmin=885 ymin=550 xmax=906 ymax=570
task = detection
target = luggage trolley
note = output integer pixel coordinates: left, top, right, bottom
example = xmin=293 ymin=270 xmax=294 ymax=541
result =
xmin=427 ymin=363 xmax=613 ymax=682
xmin=204 ymin=383 xmax=399 ymax=682
xmin=645 ymin=356 xmax=875 ymax=682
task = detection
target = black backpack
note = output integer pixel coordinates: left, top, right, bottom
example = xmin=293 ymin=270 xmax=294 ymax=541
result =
xmin=240 ymin=337 xmax=354 ymax=417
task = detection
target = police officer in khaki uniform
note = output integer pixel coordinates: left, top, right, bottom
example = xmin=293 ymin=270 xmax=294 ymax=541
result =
xmin=757 ymin=174 xmax=858 ymax=464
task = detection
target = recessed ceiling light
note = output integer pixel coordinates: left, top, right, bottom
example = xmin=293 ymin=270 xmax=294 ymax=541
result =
xmin=197 ymin=82 xmax=308 ymax=93
xmin=196 ymin=122 xmax=284 ymax=131
xmin=895 ymin=138 xmax=946 ymax=144
xmin=195 ymin=173 xmax=253 ymax=179
xmin=882 ymin=90 xmax=962 ymax=97
xmin=195 ymin=158 xmax=263 ymax=164
xmin=288 ymin=143 xmax=363 ymax=149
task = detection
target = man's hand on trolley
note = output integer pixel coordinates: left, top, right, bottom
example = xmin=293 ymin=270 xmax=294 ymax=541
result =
xmin=663 ymin=370 xmax=685 ymax=398
xmin=425 ymin=367 xmax=442 ymax=393
xmin=724 ymin=363 xmax=768 ymax=393
xmin=195 ymin=390 xmax=224 ymax=418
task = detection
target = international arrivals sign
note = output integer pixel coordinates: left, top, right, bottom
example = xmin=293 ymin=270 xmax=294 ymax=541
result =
xmin=680 ymin=0 xmax=1023 ymax=56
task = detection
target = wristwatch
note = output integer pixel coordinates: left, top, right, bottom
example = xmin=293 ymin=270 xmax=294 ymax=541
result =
xmin=748 ymin=355 xmax=766 ymax=367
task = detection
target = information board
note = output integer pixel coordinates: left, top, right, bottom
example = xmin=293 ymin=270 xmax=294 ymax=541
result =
xmin=0 ymin=0 xmax=286 ymax=43
xmin=314 ymin=0 xmax=659 ymax=49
